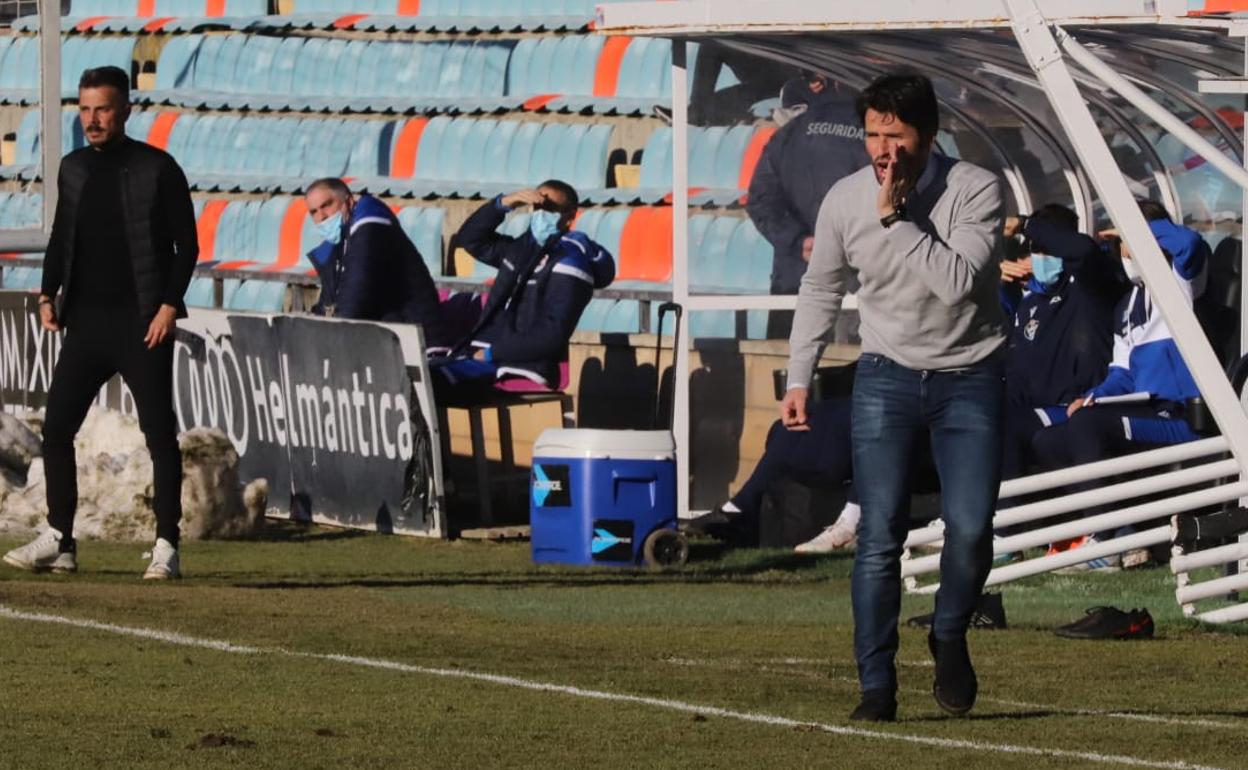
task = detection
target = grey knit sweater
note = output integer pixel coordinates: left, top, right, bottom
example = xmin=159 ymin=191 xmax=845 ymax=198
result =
xmin=786 ymin=153 xmax=1007 ymax=387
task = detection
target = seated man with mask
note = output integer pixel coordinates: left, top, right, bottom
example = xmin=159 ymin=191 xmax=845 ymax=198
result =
xmin=432 ymin=180 xmax=615 ymax=394
xmin=305 ymin=177 xmax=450 ymax=346
xmin=1031 ymin=202 xmax=1208 ymax=563
xmin=998 ymin=203 xmax=1127 ymax=481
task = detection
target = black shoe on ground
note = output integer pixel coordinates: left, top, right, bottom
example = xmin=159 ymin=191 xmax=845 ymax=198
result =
xmin=1054 ymin=606 xmax=1154 ymax=640
xmin=928 ymin=633 xmax=977 ymax=716
xmin=683 ymin=505 xmax=758 ymax=547
xmin=849 ymin=688 xmax=897 ymax=722
xmin=906 ymin=593 xmax=1007 ymax=630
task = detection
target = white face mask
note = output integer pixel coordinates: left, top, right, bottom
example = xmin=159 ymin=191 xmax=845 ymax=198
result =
xmin=1121 ymin=257 xmax=1143 ymax=285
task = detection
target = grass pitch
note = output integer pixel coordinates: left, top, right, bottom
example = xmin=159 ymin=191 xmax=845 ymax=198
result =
xmin=0 ymin=526 xmax=1244 ymax=770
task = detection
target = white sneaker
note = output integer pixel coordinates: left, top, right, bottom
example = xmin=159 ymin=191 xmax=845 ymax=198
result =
xmin=3 ymin=528 xmax=77 ymax=573
xmin=795 ymin=518 xmax=857 ymax=554
xmin=142 ymin=538 xmax=181 ymax=580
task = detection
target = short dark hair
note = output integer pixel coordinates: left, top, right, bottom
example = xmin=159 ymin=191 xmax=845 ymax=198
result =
xmin=305 ymin=177 xmax=352 ymax=201
xmin=855 ymin=71 xmax=939 ymax=139
xmin=1031 ymin=203 xmax=1079 ymax=232
xmin=78 ymin=66 xmax=130 ymax=103
xmin=1137 ymin=199 xmax=1171 ymax=222
xmin=537 ymin=179 xmax=579 ymax=214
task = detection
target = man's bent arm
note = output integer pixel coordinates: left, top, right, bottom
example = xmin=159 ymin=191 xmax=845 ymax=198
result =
xmin=890 ymin=176 xmax=1003 ymax=307
xmin=40 ymin=167 xmax=71 ymax=301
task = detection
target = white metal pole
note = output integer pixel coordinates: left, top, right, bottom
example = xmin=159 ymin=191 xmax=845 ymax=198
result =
xmin=1175 ymin=571 xmax=1248 ymax=604
xmin=670 ymin=40 xmax=692 ymax=518
xmin=983 ymin=526 xmax=1171 ymax=586
xmin=1196 ymin=602 xmax=1248 ymax=624
xmin=39 ymin=0 xmax=61 ymax=230
xmin=1170 ymin=539 xmax=1248 ymax=573
xmin=911 ymin=525 xmax=1172 ymax=595
xmin=998 ymin=437 xmax=1227 ymax=500
xmin=1240 ymin=36 xmax=1248 ymax=580
xmin=1007 ymin=2 xmax=1248 ymax=481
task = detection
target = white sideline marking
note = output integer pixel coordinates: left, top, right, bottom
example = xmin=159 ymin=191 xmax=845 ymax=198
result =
xmin=0 ymin=605 xmax=1231 ymax=770
xmin=665 ymin=656 xmax=1243 ymax=731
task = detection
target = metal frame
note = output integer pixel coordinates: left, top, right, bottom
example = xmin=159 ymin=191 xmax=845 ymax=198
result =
xmin=599 ymin=0 xmax=1248 ymax=619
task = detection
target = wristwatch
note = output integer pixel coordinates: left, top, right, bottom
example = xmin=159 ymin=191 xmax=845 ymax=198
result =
xmin=879 ymin=203 xmax=907 ymax=229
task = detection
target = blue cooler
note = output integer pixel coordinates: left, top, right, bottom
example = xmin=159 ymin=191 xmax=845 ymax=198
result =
xmin=530 ymin=428 xmax=676 ymax=566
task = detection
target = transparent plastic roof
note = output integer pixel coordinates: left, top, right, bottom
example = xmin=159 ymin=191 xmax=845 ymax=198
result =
xmin=680 ymin=25 xmax=1246 ymax=245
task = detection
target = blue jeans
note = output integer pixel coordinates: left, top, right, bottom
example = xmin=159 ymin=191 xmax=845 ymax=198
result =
xmin=850 ymin=352 xmax=1004 ymax=693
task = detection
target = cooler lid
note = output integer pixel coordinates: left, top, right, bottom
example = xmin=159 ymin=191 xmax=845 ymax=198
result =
xmin=534 ymin=429 xmax=675 ymax=461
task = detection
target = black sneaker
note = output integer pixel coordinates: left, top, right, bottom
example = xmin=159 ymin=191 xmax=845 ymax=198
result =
xmin=906 ymin=593 xmax=1007 ymax=630
xmin=928 ymin=633 xmax=977 ymax=716
xmin=682 ymin=504 xmax=758 ymax=547
xmin=849 ymin=688 xmax=897 ymax=722
xmin=1054 ymin=606 xmax=1154 ymax=640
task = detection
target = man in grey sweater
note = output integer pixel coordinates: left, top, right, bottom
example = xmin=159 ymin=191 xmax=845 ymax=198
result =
xmin=780 ymin=73 xmax=1006 ymax=722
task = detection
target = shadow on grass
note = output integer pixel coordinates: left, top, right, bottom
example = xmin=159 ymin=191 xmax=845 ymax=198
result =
xmin=241 ymin=521 xmax=372 ymax=544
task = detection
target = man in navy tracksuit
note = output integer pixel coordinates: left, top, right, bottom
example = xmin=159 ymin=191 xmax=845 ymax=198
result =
xmin=305 ymin=177 xmax=450 ymax=346
xmin=746 ymin=73 xmax=869 ymax=338
xmin=432 ymin=181 xmax=614 ymax=393
xmin=999 ymin=204 xmax=1127 ymax=480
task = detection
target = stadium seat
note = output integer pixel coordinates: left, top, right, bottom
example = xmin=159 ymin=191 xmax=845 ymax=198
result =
xmin=397 ymin=205 xmax=446 ymax=277
xmin=590 ymin=207 xmax=629 ymax=260
xmin=692 ymin=216 xmax=740 ymax=291
xmin=0 ymin=36 xmax=137 ymax=104
xmin=184 ymin=276 xmax=218 ymax=308
xmin=576 ymin=297 xmax=615 ymax=332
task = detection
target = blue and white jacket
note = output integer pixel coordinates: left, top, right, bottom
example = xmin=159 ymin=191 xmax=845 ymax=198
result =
xmin=452 ymin=196 xmax=615 ymax=387
xmin=1086 ymin=219 xmax=1208 ymax=407
xmin=307 ymin=194 xmax=448 ymax=345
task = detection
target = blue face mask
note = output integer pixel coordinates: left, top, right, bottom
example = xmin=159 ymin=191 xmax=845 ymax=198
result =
xmin=316 ymin=212 xmax=343 ymax=245
xmin=529 ymin=209 xmax=562 ymax=245
xmin=1030 ymin=253 xmax=1063 ymax=288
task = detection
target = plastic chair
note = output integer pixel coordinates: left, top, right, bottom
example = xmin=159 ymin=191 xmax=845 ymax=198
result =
xmin=637 ymin=127 xmax=673 ymax=189
xmin=525 ymin=36 xmax=559 ymax=95
xmin=574 ymin=123 xmax=613 ymax=191
xmin=713 ymin=125 xmax=755 ymax=190
xmin=527 ymin=122 xmax=568 ymax=182
xmin=264 ymin=37 xmax=305 ymax=104
xmin=413 ymin=115 xmax=453 ymax=180
xmin=155 ymin=34 xmax=204 ymax=91
xmin=568 ymin=34 xmax=604 ymax=96
xmin=456 ymin=118 xmax=497 ymax=183
xmin=505 ymin=37 xmax=537 ymax=97
xmin=502 ymin=121 xmax=542 ymax=185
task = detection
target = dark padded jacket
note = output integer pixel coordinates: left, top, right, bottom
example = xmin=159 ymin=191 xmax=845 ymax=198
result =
xmin=307 ymin=194 xmax=449 ymax=346
xmin=454 ymin=197 xmax=614 ymax=387
xmin=41 ymin=137 xmax=198 ymax=325
xmin=746 ymin=92 xmax=869 ymax=293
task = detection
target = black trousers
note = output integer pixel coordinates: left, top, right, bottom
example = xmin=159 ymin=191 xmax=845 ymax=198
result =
xmin=43 ymin=308 xmax=182 ymax=547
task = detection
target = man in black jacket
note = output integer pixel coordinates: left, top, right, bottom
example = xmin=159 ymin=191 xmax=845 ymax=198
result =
xmin=432 ymin=181 xmax=614 ymax=395
xmin=3 ymin=67 xmax=197 ymax=580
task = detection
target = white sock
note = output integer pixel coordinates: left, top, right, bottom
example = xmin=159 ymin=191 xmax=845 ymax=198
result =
xmin=835 ymin=501 xmax=861 ymax=530
xmin=720 ymin=501 xmax=741 ymax=513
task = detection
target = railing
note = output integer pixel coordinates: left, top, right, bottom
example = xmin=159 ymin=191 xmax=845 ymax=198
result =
xmin=901 ymin=433 xmax=1248 ymax=624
